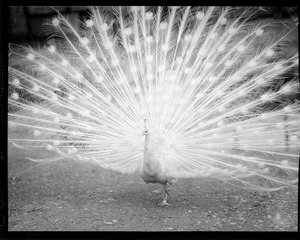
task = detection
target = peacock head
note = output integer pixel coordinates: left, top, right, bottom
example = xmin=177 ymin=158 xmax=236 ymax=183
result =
xmin=143 ymin=129 xmax=149 ymax=136
xmin=143 ymin=119 xmax=149 ymax=136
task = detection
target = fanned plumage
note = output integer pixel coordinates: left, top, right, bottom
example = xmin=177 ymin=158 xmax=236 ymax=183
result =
xmin=8 ymin=7 xmax=299 ymax=204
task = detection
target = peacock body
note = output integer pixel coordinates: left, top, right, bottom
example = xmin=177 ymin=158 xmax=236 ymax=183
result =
xmin=8 ymin=6 xmax=299 ymax=206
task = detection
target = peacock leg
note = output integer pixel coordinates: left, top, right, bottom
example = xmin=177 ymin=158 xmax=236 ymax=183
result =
xmin=157 ymin=182 xmax=172 ymax=207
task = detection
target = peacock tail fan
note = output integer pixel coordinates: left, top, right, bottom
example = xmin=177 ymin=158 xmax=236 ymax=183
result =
xmin=8 ymin=6 xmax=299 ymax=190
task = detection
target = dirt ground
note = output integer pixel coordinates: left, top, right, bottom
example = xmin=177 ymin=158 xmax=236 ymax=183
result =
xmin=7 ymin=143 xmax=298 ymax=232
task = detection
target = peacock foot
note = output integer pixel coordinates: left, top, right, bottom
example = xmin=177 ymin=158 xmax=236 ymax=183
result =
xmin=157 ymin=191 xmax=171 ymax=201
xmin=157 ymin=200 xmax=172 ymax=207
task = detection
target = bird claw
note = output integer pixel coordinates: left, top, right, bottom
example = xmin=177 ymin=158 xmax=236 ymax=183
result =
xmin=156 ymin=183 xmax=172 ymax=206
xmin=157 ymin=200 xmax=172 ymax=207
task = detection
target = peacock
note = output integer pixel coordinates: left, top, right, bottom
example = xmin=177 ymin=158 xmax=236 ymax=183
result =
xmin=8 ymin=6 xmax=299 ymax=206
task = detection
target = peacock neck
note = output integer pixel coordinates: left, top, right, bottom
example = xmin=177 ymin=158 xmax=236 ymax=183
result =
xmin=144 ymin=133 xmax=150 ymax=153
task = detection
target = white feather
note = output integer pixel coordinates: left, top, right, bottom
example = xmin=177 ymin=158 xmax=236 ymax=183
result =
xmin=8 ymin=6 xmax=299 ymax=191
